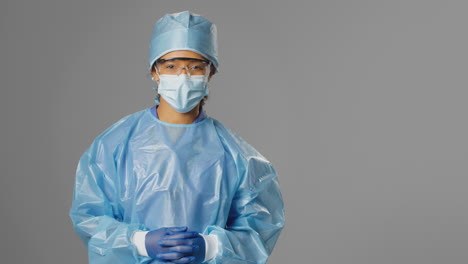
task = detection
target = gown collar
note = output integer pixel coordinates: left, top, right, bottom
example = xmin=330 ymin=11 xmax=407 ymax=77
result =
xmin=151 ymin=105 xmax=207 ymax=123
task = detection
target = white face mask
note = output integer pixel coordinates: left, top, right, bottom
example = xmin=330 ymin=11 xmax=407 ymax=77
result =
xmin=155 ymin=74 xmax=209 ymax=113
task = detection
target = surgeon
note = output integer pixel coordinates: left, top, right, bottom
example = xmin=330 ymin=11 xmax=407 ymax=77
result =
xmin=70 ymin=11 xmax=284 ymax=264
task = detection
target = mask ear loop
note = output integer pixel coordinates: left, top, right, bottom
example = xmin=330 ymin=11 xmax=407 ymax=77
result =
xmin=203 ymin=62 xmax=211 ymax=98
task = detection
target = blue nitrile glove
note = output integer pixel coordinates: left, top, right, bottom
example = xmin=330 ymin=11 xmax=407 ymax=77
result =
xmin=158 ymin=231 xmax=206 ymax=264
xmin=145 ymin=227 xmax=200 ymax=263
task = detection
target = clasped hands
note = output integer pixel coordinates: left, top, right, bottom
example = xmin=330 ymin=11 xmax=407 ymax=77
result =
xmin=145 ymin=226 xmax=206 ymax=264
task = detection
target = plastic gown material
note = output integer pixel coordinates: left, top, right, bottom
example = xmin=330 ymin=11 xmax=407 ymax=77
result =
xmin=69 ymin=107 xmax=285 ymax=264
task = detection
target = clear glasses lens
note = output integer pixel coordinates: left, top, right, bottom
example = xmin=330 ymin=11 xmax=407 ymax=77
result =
xmin=155 ymin=58 xmax=210 ymax=76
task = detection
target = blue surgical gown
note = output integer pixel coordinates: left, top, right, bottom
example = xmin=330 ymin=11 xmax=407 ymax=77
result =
xmin=69 ymin=106 xmax=285 ymax=264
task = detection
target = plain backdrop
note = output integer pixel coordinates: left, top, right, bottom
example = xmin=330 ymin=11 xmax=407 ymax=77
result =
xmin=1 ymin=0 xmax=467 ymax=263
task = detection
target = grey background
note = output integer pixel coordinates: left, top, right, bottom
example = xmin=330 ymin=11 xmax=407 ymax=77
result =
xmin=1 ymin=0 xmax=467 ymax=263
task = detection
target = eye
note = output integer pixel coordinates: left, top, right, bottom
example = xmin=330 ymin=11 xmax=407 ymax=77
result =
xmin=190 ymin=64 xmax=206 ymax=71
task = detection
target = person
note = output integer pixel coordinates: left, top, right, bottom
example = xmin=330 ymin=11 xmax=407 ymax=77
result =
xmin=69 ymin=11 xmax=284 ymax=264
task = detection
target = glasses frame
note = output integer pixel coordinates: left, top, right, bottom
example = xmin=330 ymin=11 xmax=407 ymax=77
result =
xmin=154 ymin=57 xmax=212 ymax=77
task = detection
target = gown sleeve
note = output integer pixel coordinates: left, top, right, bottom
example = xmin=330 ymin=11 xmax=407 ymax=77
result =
xmin=69 ymin=138 xmax=149 ymax=264
xmin=205 ymin=155 xmax=285 ymax=264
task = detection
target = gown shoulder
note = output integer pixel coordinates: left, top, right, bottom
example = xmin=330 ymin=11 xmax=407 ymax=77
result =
xmin=210 ymin=118 xmax=271 ymax=164
xmin=86 ymin=108 xmax=149 ymax=153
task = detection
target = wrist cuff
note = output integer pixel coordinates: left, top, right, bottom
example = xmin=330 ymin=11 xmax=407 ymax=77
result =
xmin=200 ymin=233 xmax=218 ymax=262
xmin=131 ymin=230 xmax=149 ymax=257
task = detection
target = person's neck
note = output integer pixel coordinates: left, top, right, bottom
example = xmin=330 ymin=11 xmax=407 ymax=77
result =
xmin=157 ymin=98 xmax=200 ymax=124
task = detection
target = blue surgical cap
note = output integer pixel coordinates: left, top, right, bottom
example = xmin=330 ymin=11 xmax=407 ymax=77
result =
xmin=149 ymin=11 xmax=219 ymax=73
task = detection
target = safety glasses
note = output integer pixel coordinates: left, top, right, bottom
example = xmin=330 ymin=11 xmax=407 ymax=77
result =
xmin=154 ymin=57 xmax=211 ymax=76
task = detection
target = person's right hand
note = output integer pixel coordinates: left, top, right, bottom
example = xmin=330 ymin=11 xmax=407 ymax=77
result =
xmin=145 ymin=226 xmax=200 ymax=263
